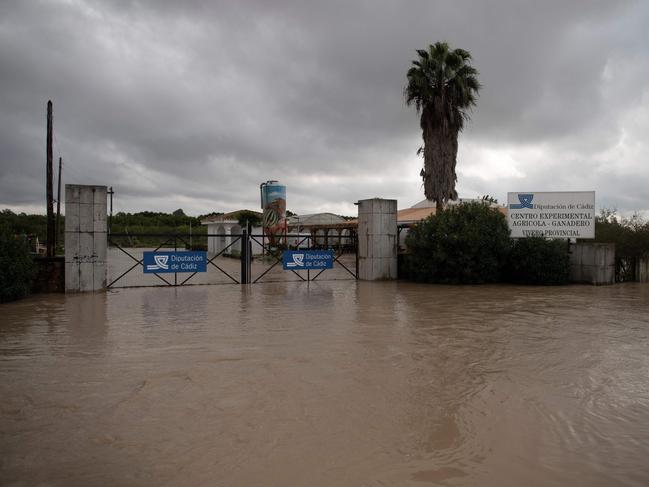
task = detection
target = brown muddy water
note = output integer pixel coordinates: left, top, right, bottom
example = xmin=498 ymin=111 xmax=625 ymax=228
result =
xmin=1 ymin=281 xmax=649 ymax=486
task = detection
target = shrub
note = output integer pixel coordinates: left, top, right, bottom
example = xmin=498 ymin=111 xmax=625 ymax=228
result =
xmin=402 ymin=202 xmax=511 ymax=284
xmin=0 ymin=227 xmax=35 ymax=302
xmin=505 ymin=237 xmax=569 ymax=285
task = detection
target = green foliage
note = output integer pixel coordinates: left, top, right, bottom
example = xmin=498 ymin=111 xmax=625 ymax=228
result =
xmin=592 ymin=209 xmax=649 ymax=260
xmin=591 ymin=209 xmax=649 ymax=281
xmin=404 ymin=42 xmax=481 ymax=120
xmin=0 ymin=208 xmax=218 ymax=249
xmin=480 ymin=195 xmax=498 ymax=204
xmin=236 ymin=210 xmax=262 ymax=229
xmin=0 ymin=209 xmax=50 ymax=243
xmin=403 ymin=202 xmax=510 ymax=284
xmin=505 ymin=237 xmax=570 ymax=285
xmin=109 ymin=211 xmax=207 ymax=247
xmin=0 ymin=226 xmax=35 ymax=302
xmin=111 ymin=211 xmax=202 ymax=228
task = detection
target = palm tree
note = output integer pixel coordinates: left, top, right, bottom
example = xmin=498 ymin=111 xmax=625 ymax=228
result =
xmin=404 ymin=42 xmax=481 ymax=212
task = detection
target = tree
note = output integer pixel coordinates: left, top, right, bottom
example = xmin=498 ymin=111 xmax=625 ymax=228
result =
xmin=172 ymin=208 xmax=186 ymax=217
xmin=236 ymin=210 xmax=262 ymax=229
xmin=404 ymin=42 xmax=481 ymax=211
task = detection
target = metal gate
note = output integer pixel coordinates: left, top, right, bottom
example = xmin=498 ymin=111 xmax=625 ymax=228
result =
xmin=247 ymin=232 xmax=358 ymax=284
xmin=106 ymin=231 xmax=357 ymax=288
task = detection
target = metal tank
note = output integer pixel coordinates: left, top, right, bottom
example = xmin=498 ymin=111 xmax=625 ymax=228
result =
xmin=260 ymin=181 xmax=287 ymax=242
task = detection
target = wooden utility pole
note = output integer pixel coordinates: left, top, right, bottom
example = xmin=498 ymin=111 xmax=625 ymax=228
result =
xmin=46 ymin=100 xmax=55 ymax=257
xmin=55 ymin=156 xmax=62 ymax=251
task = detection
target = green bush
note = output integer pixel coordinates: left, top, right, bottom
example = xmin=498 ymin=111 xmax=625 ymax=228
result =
xmin=0 ymin=227 xmax=35 ymax=302
xmin=505 ymin=237 xmax=570 ymax=285
xmin=593 ymin=210 xmax=649 ymax=258
xmin=402 ymin=202 xmax=511 ymax=284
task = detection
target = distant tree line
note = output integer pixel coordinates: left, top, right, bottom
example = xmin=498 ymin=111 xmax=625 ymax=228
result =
xmin=111 ymin=209 xmax=211 ymax=228
xmin=0 ymin=208 xmax=225 ymax=249
xmin=0 ymin=209 xmax=50 ymax=242
xmin=109 ymin=210 xmax=215 ymax=248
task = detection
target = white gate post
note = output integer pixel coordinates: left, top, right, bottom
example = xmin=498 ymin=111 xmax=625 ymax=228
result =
xmin=65 ymin=185 xmax=107 ymax=292
xmin=357 ymin=198 xmax=397 ymax=280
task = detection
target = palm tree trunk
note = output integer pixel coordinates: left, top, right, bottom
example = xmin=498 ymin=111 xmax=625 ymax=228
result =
xmin=421 ymin=108 xmax=459 ymax=209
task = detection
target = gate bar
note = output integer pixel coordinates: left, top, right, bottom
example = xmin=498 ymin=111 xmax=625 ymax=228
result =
xmin=107 ymin=238 xmax=174 ymax=288
xmin=249 ymin=235 xmax=308 ymax=283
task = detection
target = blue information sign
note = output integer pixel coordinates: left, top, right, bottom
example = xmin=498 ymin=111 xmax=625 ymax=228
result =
xmin=143 ymin=251 xmax=207 ymax=273
xmin=283 ymin=250 xmax=334 ymax=270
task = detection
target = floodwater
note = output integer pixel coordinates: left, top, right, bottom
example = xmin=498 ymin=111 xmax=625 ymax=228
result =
xmin=1 ymin=281 xmax=649 ymax=486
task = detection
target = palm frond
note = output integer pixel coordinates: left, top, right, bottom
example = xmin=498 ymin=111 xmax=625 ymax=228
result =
xmin=453 ymin=48 xmax=472 ymax=60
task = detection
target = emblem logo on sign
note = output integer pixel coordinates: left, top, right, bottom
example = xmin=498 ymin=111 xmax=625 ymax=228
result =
xmin=286 ymin=253 xmax=304 ymax=267
xmin=510 ymin=193 xmax=534 ymax=209
xmin=146 ymin=255 xmax=169 ymax=271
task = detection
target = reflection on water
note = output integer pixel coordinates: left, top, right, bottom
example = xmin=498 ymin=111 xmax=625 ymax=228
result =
xmin=1 ymin=282 xmax=649 ymax=486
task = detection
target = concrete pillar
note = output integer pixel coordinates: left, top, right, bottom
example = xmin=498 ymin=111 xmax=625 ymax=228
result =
xmin=65 ymin=185 xmax=107 ymax=292
xmin=637 ymin=257 xmax=649 ymax=283
xmin=569 ymin=243 xmax=615 ymax=285
xmin=357 ymin=198 xmax=397 ymax=280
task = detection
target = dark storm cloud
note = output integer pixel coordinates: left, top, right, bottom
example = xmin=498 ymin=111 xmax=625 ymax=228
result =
xmin=1 ymin=0 xmax=648 ymax=216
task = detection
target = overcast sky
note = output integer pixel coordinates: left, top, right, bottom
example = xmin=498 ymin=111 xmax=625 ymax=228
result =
xmin=1 ymin=0 xmax=648 ymax=217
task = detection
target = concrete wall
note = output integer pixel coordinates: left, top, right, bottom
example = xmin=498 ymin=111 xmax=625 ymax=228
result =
xmin=637 ymin=257 xmax=649 ymax=283
xmin=569 ymin=242 xmax=615 ymax=285
xmin=357 ymin=198 xmax=397 ymax=280
xmin=65 ymin=185 xmax=107 ymax=292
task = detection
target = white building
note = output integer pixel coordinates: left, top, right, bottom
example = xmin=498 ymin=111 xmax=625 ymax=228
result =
xmin=201 ymin=211 xmax=354 ymax=255
xmin=201 ymin=210 xmax=264 ymax=255
xmin=286 ymin=213 xmax=351 ymax=247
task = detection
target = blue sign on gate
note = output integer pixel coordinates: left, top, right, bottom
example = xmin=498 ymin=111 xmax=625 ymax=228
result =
xmin=283 ymin=250 xmax=334 ymax=270
xmin=143 ymin=251 xmax=207 ymax=273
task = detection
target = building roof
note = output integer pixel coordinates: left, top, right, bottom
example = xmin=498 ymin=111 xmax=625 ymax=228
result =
xmin=200 ymin=201 xmax=507 ymax=228
xmin=397 ymin=207 xmax=437 ymax=224
xmin=201 ymin=209 xmax=262 ymax=225
xmin=287 ymin=213 xmax=347 ymax=226
xmin=398 ymin=202 xmax=508 ymax=225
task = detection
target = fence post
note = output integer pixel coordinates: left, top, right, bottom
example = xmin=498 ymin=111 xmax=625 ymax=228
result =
xmin=355 ymin=232 xmax=359 ymax=279
xmin=241 ymin=229 xmax=249 ymax=284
